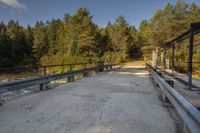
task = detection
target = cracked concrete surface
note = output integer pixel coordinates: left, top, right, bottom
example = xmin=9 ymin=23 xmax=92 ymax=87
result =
xmin=0 ymin=62 xmax=175 ymax=133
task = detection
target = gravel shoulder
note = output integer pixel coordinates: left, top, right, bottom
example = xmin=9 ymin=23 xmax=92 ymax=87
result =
xmin=0 ymin=62 xmax=175 ymax=133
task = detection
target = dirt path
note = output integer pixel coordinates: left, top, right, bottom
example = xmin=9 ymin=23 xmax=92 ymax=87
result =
xmin=0 ymin=61 xmax=175 ymax=133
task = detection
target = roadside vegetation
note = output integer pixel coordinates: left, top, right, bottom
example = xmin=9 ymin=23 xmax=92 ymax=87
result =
xmin=139 ymin=1 xmax=200 ymax=78
xmin=0 ymin=8 xmax=140 ymax=68
xmin=0 ymin=1 xmax=200 ymax=79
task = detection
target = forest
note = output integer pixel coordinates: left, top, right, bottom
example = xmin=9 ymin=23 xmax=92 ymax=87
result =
xmin=0 ymin=1 xmax=200 ymax=68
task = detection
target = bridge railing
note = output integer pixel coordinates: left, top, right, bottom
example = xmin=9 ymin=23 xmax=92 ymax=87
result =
xmin=0 ymin=62 xmax=97 ymax=75
xmin=0 ymin=63 xmax=122 ymax=94
xmin=146 ymin=63 xmax=200 ymax=133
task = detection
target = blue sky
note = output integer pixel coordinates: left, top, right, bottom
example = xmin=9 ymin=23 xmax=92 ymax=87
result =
xmin=0 ymin=0 xmax=200 ymax=28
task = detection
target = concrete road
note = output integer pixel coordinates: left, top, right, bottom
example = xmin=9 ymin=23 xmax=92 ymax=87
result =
xmin=0 ymin=62 xmax=175 ymax=133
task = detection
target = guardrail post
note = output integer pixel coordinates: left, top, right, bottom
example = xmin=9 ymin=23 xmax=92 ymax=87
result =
xmin=161 ymin=92 xmax=168 ymax=102
xmin=40 ymin=82 xmax=50 ymax=91
xmin=0 ymin=95 xmax=4 ymax=105
xmin=154 ymin=71 xmax=162 ymax=87
xmin=161 ymin=78 xmax=174 ymax=102
xmin=110 ymin=64 xmax=113 ymax=69
xmin=83 ymin=69 xmax=89 ymax=77
xmin=83 ymin=72 xmax=89 ymax=77
xmin=68 ymin=76 xmax=75 ymax=82
xmin=97 ymin=61 xmax=104 ymax=72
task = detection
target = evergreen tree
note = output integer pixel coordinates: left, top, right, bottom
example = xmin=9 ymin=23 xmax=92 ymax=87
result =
xmin=33 ymin=21 xmax=48 ymax=64
xmin=2 ymin=2 xmax=199 ymax=68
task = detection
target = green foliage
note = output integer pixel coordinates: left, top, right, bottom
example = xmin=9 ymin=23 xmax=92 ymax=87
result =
xmin=106 ymin=16 xmax=140 ymax=60
xmin=0 ymin=21 xmax=34 ymax=67
xmin=0 ymin=7 xmax=143 ymax=68
xmin=1 ymin=1 xmax=200 ymax=68
xmin=139 ymin=1 xmax=200 ymax=62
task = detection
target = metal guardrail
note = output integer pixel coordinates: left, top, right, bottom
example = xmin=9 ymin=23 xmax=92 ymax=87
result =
xmin=146 ymin=63 xmax=200 ymax=133
xmin=0 ymin=63 xmax=122 ymax=94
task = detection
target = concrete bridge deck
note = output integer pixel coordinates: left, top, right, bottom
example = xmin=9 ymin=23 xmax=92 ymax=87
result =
xmin=0 ymin=62 xmax=175 ymax=133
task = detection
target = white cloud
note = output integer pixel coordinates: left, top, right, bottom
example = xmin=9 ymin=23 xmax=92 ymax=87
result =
xmin=0 ymin=0 xmax=27 ymax=9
